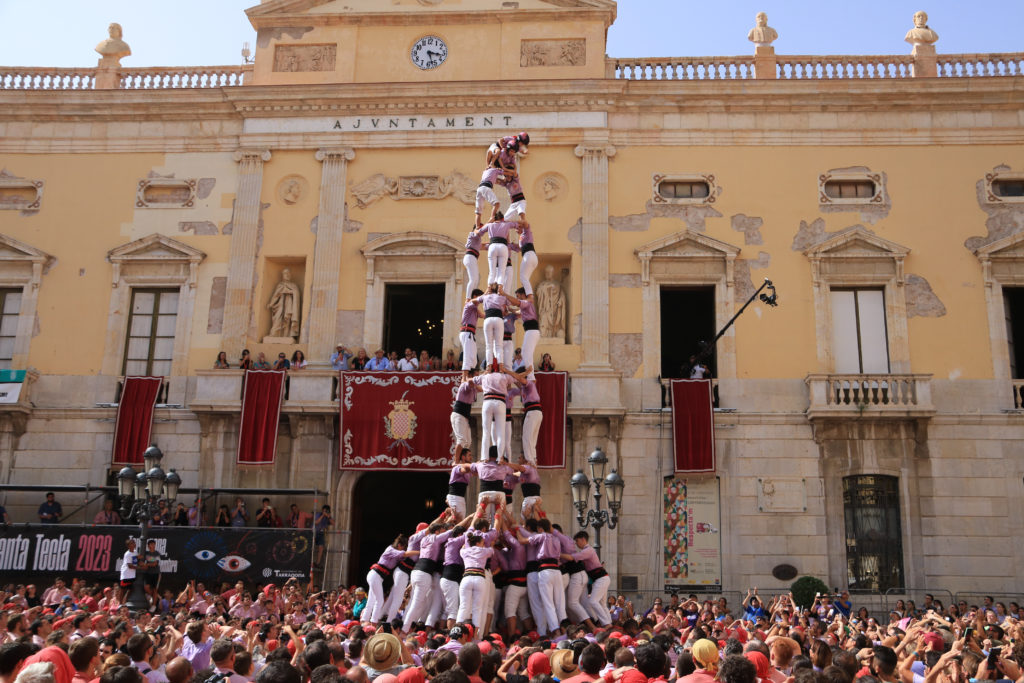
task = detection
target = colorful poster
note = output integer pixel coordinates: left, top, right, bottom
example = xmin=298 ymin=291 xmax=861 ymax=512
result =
xmin=663 ymin=476 xmax=722 ymax=587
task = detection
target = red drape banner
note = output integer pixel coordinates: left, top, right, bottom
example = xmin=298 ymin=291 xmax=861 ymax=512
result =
xmin=237 ymin=370 xmax=285 ymax=466
xmin=534 ymin=371 xmax=567 ymax=469
xmin=671 ymin=379 xmax=716 ymax=473
xmin=340 ymin=372 xmax=461 ymax=471
xmin=112 ymin=376 xmax=163 ymax=465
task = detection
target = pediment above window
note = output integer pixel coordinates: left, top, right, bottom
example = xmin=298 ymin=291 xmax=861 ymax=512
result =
xmin=634 ymin=230 xmax=740 ymax=285
xmin=107 ymin=234 xmax=206 ymax=288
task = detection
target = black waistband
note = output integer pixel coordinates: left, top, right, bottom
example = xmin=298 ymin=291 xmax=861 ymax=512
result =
xmin=414 ymin=558 xmax=441 ymax=574
xmin=503 ymin=333 xmax=512 ymax=340
xmin=511 ymin=193 xmax=525 ymax=203
xmin=526 ymin=560 xmax=540 ymax=573
xmin=463 ymin=568 xmax=486 ymax=578
xmin=493 ymin=572 xmax=508 ymax=588
xmin=524 ymin=401 xmax=541 ymax=413
xmin=460 ymin=324 xmax=476 ymax=333
xmin=490 ymin=237 xmax=508 ymax=245
xmin=479 ymin=181 xmax=493 ymax=189
xmin=371 ymin=563 xmax=392 ymax=578
xmin=465 ymin=248 xmax=479 ymax=257
xmin=522 ymin=243 xmax=535 ymax=254
xmin=587 ymin=567 xmax=609 ymax=580
xmin=505 ymin=492 xmax=513 ymax=504
xmin=563 ymin=560 xmax=585 ymax=574
xmin=507 ymin=259 xmax=512 ymax=267
xmin=481 ymin=479 xmax=505 ymax=492
xmin=504 ymin=569 xmax=527 ymax=584
xmin=539 ymin=561 xmax=560 ymax=570
xmin=448 ymin=481 xmax=468 ymax=496
xmin=442 ymin=563 xmax=465 ymax=582
xmin=485 ymin=308 xmax=503 ymax=318
xmin=521 ymin=483 xmax=541 ymax=497
xmin=484 ymin=394 xmax=505 ymax=402
xmin=523 ymin=319 xmax=539 ymax=331
xmin=453 ymin=401 xmax=472 ymax=418
xmin=398 ymin=558 xmax=415 ymax=571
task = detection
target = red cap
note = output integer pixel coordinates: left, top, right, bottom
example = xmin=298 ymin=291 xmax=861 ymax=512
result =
xmin=286 ymin=640 xmax=296 ymax=655
xmin=922 ymin=632 xmax=944 ymax=650
xmin=609 ymin=631 xmax=623 ymax=640
xmin=526 ymin=630 xmax=540 ymax=641
xmin=91 ymin=614 xmax=107 ymax=626
xmin=266 ymin=639 xmax=279 ymax=651
xmin=415 ymin=631 xmax=428 ymax=647
xmin=415 ymin=523 xmax=428 ymax=532
xmin=478 ymin=641 xmax=493 ymax=655
xmin=527 ymin=652 xmax=551 ymax=677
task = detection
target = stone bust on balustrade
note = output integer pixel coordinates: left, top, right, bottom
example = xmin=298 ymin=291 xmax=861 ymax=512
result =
xmin=747 ymin=12 xmax=778 ymax=48
xmin=95 ymin=23 xmax=131 ymax=66
xmin=905 ymin=11 xmax=939 ymax=46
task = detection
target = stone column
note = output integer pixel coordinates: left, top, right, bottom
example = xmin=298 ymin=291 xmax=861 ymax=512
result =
xmin=307 ymin=148 xmax=356 ymax=366
xmin=222 ymin=149 xmax=271 ymax=354
xmin=753 ymin=46 xmax=776 ymax=79
xmin=574 ymin=144 xmax=615 ymax=370
xmin=911 ymin=44 xmax=938 ymax=78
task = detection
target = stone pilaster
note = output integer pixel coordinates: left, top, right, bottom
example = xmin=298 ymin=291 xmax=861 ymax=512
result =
xmin=307 ymin=147 xmax=356 ymax=366
xmin=574 ymin=143 xmax=615 ymax=369
xmin=222 ymin=149 xmax=271 ymax=354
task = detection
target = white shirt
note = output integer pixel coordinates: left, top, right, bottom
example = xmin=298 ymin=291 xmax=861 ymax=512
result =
xmin=120 ymin=550 xmax=138 ymax=580
xmin=397 ymin=357 xmax=419 ymax=372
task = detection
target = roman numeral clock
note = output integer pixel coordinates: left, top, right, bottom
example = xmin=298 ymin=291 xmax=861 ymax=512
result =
xmin=411 ymin=35 xmax=448 ymax=70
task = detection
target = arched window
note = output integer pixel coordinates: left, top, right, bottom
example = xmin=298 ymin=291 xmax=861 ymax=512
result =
xmin=843 ymin=475 xmax=904 ymax=591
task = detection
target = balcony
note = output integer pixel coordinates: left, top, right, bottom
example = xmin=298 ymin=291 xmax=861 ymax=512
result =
xmin=805 ymin=373 xmax=935 ymax=421
xmin=191 ymin=369 xmax=339 ymax=414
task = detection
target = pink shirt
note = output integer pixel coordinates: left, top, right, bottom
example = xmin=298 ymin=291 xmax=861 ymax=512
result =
xmin=472 ymin=372 xmax=513 ymax=397
xmin=460 ymin=544 xmax=494 ymax=570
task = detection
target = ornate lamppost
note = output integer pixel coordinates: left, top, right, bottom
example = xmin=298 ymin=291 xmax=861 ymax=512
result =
xmin=116 ymin=445 xmax=181 ymax=612
xmin=569 ymin=447 xmax=625 ymax=559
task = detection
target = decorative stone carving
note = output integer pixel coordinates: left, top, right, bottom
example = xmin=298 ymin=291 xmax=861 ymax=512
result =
xmin=536 ymin=173 xmax=567 ymax=202
xmin=350 ymin=171 xmax=475 ymax=208
xmin=905 ymin=11 xmax=939 ymax=46
xmin=984 ymin=171 xmax=1024 ymax=204
xmin=652 ymin=173 xmax=719 ymax=205
xmin=757 ymin=478 xmax=807 ymax=513
xmin=266 ymin=268 xmax=301 ymax=340
xmin=818 ymin=171 xmax=884 ymax=205
xmin=521 ymin=39 xmax=586 ymax=67
xmin=0 ymin=172 xmax=44 ymax=211
xmin=535 ymin=264 xmax=567 ymax=341
xmin=137 ymin=178 xmax=197 ymax=208
xmin=273 ymin=44 xmax=337 ymax=72
xmin=277 ymin=175 xmax=308 ymax=205
xmin=747 ymin=12 xmax=778 ymax=47
xmin=95 ymin=23 xmax=131 ymax=67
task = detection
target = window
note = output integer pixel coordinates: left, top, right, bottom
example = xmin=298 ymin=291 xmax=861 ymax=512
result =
xmin=992 ymin=179 xmax=1024 ymax=198
xmin=660 ymin=287 xmax=716 ymax=378
xmin=1004 ymin=288 xmax=1024 ymax=379
xmin=830 ymin=289 xmax=889 ymax=373
xmin=843 ymin=475 xmax=904 ymax=592
xmin=122 ymin=289 xmax=178 ymax=376
xmin=0 ymin=290 xmax=21 ymax=369
xmin=657 ymin=180 xmax=710 ymax=200
xmin=823 ymin=180 xmax=876 ymax=199
xmin=383 ymin=283 xmax=445 ymax=359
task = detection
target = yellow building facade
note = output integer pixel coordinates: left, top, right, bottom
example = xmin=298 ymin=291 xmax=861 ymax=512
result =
xmin=2 ymin=0 xmax=1024 ymax=597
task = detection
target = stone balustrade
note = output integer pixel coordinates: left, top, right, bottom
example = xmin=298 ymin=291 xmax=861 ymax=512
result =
xmin=805 ymin=373 xmax=935 ymax=420
xmin=936 ymin=53 xmax=1024 ymax=77
xmin=776 ymin=55 xmax=914 ymax=79
xmin=119 ymin=65 xmax=252 ymax=89
xmin=1013 ymin=380 xmax=1024 ymax=410
xmin=0 ymin=67 xmax=96 ymax=90
xmin=610 ymin=56 xmax=755 ymax=80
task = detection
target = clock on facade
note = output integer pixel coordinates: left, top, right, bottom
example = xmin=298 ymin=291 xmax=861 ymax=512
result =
xmin=411 ymin=36 xmax=448 ymax=70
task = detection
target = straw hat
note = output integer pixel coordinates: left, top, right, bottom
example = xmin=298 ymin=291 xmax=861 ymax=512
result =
xmin=550 ymin=649 xmax=578 ymax=681
xmin=364 ymin=632 xmax=403 ymax=671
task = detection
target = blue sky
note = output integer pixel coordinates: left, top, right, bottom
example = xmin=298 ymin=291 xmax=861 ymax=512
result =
xmin=0 ymin=1 xmax=1021 ymax=68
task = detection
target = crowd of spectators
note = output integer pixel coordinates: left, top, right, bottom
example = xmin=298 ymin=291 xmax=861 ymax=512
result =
xmin=0 ymin=581 xmax=1021 ymax=683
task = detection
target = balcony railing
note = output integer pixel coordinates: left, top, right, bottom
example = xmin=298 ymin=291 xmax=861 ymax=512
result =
xmin=612 ymin=56 xmax=755 ymax=80
xmin=1012 ymin=380 xmax=1024 ymax=410
xmin=805 ymin=373 xmax=935 ymax=420
xmin=1 ymin=65 xmax=251 ymax=90
xmin=775 ymin=55 xmax=913 ymax=79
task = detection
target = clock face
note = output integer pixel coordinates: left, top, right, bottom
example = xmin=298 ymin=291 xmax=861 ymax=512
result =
xmin=411 ymin=36 xmax=448 ymax=70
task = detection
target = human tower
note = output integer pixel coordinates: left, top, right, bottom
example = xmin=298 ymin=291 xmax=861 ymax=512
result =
xmin=363 ymin=134 xmax=611 ymax=643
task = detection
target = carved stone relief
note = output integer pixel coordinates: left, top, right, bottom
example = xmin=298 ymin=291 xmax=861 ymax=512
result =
xmin=521 ymin=39 xmax=586 ymax=67
xmin=273 ymin=44 xmax=337 ymax=72
xmin=757 ymin=478 xmax=807 ymax=513
xmin=536 ymin=172 xmax=567 ymax=202
xmin=0 ymin=171 xmax=44 ymax=211
xmin=137 ymin=178 xmax=196 ymax=208
xmin=277 ymin=175 xmax=308 ymax=205
xmin=350 ymin=170 xmax=475 ymax=208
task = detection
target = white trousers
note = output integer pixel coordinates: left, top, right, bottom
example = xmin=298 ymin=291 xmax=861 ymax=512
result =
xmin=459 ymin=331 xmax=477 ymax=371
xmin=456 ymin=573 xmax=488 ymax=629
xmin=503 ymin=340 xmax=514 ymax=373
xmin=536 ymin=568 xmax=563 ymax=635
xmin=383 ymin=568 xmax=409 ymax=622
xmin=520 ymin=250 xmax=538 ymax=295
xmin=522 ymin=495 xmax=542 ymax=519
xmin=504 ymin=583 xmax=530 ymax=623
xmin=526 ymin=572 xmax=546 ymax=635
xmin=565 ymin=570 xmax=589 ymax=623
xmin=476 ymin=185 xmax=498 ymax=217
xmin=366 ymin=569 xmax=387 ymax=623
xmin=402 ymin=569 xmax=434 ymax=630
xmin=521 ymin=409 xmax=542 ymax=465
xmin=487 ymin=243 xmax=509 ymax=287
xmin=482 ymin=317 xmax=504 ymax=368
xmin=504 ymin=419 xmax=513 ymax=461
xmin=584 ymin=575 xmax=612 ymax=625
xmin=440 ymin=575 xmax=461 ymax=621
xmin=477 ymin=491 xmax=504 ymax=524
xmin=481 ymin=399 xmax=506 ymax=462
xmin=450 ymin=412 xmax=472 ymax=450
xmin=505 ymin=257 xmax=516 ymax=294
xmin=521 ymin=329 xmax=540 ymax=376
xmin=506 ymin=199 xmax=527 ymax=222
xmin=445 ymin=494 xmax=467 ymax=520
xmin=426 ymin=573 xmax=445 ymax=626
xmin=463 ymin=253 xmax=479 ymax=299
xmin=557 ymin=571 xmax=569 ymax=621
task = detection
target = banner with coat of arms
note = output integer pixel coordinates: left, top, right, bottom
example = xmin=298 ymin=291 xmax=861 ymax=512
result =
xmin=339 ymin=372 xmax=461 ymax=471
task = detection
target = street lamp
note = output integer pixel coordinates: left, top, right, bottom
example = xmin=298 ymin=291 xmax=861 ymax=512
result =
xmin=117 ymin=444 xmax=179 ymax=612
xmin=570 ymin=447 xmax=626 ymax=559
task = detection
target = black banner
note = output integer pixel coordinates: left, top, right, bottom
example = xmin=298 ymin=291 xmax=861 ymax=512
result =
xmin=0 ymin=525 xmax=314 ymax=586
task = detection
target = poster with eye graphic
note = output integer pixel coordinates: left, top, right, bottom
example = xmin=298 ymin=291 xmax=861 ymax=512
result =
xmin=664 ymin=476 xmax=721 ymax=587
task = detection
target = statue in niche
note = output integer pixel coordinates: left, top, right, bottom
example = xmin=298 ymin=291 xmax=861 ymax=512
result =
xmin=95 ymin=23 xmax=132 ymax=66
xmin=905 ymin=11 xmax=939 ymax=46
xmin=267 ymin=268 xmax=301 ymax=339
xmin=747 ymin=12 xmax=778 ymax=47
xmin=536 ymin=264 xmax=567 ymax=340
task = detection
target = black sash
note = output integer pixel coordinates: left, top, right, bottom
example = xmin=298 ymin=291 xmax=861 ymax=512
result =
xmin=448 ymin=481 xmax=468 ymax=496
xmin=481 ymin=479 xmax=504 ymax=492
xmin=485 ymin=308 xmax=503 ymax=318
xmin=521 ymin=483 xmax=541 ymax=497
xmin=587 ymin=567 xmax=609 ymax=580
xmin=564 ymin=560 xmax=585 ymax=574
xmin=490 ymin=237 xmax=508 ymax=245
xmin=505 ymin=570 xmax=527 ymax=586
xmin=479 ymin=181 xmax=494 ymax=189
xmin=442 ymin=563 xmax=465 ymax=582
xmin=526 ymin=560 xmax=540 ymax=574
xmin=522 ymin=243 xmax=536 ymax=254
xmin=414 ymin=557 xmax=441 ymax=574
xmin=511 ymin=192 xmax=526 ymax=203
xmin=452 ymin=401 xmax=472 ymax=418
xmin=523 ymin=319 xmax=539 ymax=331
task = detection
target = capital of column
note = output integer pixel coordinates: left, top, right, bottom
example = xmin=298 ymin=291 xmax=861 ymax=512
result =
xmin=574 ymin=144 xmax=616 ymax=160
xmin=233 ymin=148 xmax=272 ymax=164
xmin=315 ymin=147 xmax=356 ymax=163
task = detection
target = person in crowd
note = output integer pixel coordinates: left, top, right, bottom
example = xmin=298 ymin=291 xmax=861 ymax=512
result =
xmin=397 ymin=349 xmax=419 ymax=372
xmin=288 ymin=504 xmax=312 ymax=529
xmin=314 ymin=505 xmax=333 ymax=568
xmin=239 ymin=350 xmax=253 ymax=370
xmin=350 ymin=347 xmax=370 ymax=370
xmin=38 ymin=492 xmax=62 ymax=524
xmin=230 ymin=498 xmax=249 ymax=527
xmin=256 ymin=498 xmax=277 ymax=528
xmin=538 ymin=354 xmax=555 ymax=371
xmin=171 ymin=502 xmax=188 ymax=526
xmin=418 ymin=351 xmax=433 ymax=372
xmin=331 ymin=344 xmax=353 ymax=371
xmin=213 ymin=352 xmax=231 ymax=369
xmin=290 ymin=350 xmax=307 ymax=369
xmin=366 ymin=349 xmax=394 ymax=372
xmin=214 ymin=505 xmax=231 ymax=527
xmin=253 ymin=352 xmax=272 ymax=370
xmin=273 ymin=353 xmax=291 ymax=371
xmin=93 ymin=499 xmax=121 ymax=525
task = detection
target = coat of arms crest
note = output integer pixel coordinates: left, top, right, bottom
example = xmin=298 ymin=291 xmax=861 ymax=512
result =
xmin=384 ymin=391 xmax=417 ymax=452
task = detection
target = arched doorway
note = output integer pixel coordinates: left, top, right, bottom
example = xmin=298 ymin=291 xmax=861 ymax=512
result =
xmin=348 ymin=471 xmax=449 ymax=586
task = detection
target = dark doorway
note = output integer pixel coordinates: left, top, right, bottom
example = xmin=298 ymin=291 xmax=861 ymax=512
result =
xmin=384 ymin=284 xmax=445 ymax=358
xmin=348 ymin=471 xmax=449 ymax=586
xmin=1005 ymin=287 xmax=1024 ymax=379
xmin=660 ymin=287 xmax=716 ymax=378
xmin=843 ymin=474 xmax=904 ymax=592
